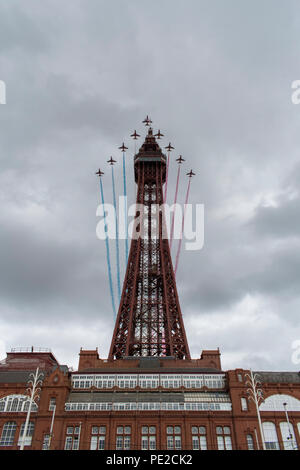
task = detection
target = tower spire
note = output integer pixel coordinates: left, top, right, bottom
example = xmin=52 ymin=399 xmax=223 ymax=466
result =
xmin=109 ymin=128 xmax=190 ymax=360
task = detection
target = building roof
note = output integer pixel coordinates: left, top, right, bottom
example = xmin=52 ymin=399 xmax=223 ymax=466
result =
xmin=0 ymin=349 xmax=61 ymax=372
xmin=255 ymin=371 xmax=300 ymax=384
xmin=0 ymin=370 xmax=35 ymax=384
xmin=77 ymin=367 xmax=222 ymax=374
xmin=0 ymin=365 xmax=68 ymax=384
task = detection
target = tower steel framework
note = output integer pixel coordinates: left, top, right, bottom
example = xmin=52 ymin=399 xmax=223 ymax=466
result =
xmin=109 ymin=127 xmax=191 ymax=360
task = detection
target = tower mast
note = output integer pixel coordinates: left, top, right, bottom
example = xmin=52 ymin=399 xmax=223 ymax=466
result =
xmin=109 ymin=126 xmax=190 ymax=360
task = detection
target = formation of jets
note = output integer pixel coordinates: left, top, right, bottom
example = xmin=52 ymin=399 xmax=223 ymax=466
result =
xmin=95 ymin=119 xmax=196 ymax=181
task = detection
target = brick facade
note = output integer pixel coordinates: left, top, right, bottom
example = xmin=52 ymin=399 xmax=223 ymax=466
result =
xmin=0 ymin=348 xmax=299 ymax=450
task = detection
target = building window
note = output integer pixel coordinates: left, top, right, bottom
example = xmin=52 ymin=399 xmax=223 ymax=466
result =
xmin=191 ymin=426 xmax=207 ymax=450
xmin=166 ymin=426 xmax=181 ymax=450
xmin=259 ymin=394 xmax=300 ymax=412
xmin=237 ymin=373 xmax=243 ymax=382
xmin=0 ymin=394 xmax=37 ymax=413
xmin=262 ymin=422 xmax=280 ymax=450
xmin=279 ymin=422 xmax=296 ymax=450
xmin=139 ymin=375 xmax=159 ymax=388
xmin=116 ymin=426 xmax=131 ymax=450
xmin=64 ymin=426 xmax=80 ymax=450
xmin=42 ymin=434 xmax=51 ymax=450
xmin=241 ymin=397 xmax=248 ymax=411
xmin=0 ymin=422 xmax=17 ymax=446
xmin=141 ymin=426 xmax=156 ymax=450
xmin=11 ymin=398 xmax=19 ymax=412
xmin=246 ymin=434 xmax=254 ymax=450
xmin=71 ymin=375 xmax=93 ymax=388
xmin=161 ymin=376 xmax=181 ymax=389
xmin=18 ymin=422 xmax=35 ymax=447
xmin=117 ymin=376 xmax=137 ymax=389
xmin=216 ymin=426 xmax=232 ymax=450
xmin=90 ymin=426 xmax=106 ymax=450
xmin=49 ymin=398 xmax=56 ymax=411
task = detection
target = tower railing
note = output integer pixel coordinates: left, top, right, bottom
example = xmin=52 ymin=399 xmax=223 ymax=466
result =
xmin=10 ymin=347 xmax=52 ymax=353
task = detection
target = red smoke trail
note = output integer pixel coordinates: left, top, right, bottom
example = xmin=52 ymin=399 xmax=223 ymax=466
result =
xmin=164 ymin=151 xmax=170 ymax=202
xmin=174 ymin=177 xmax=191 ymax=277
xmin=170 ymin=164 xmax=181 ymax=249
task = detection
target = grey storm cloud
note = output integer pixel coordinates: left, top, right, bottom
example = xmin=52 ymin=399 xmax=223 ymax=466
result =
xmin=249 ymin=163 xmax=300 ymax=240
xmin=252 ymin=199 xmax=300 ymax=239
xmin=0 ymin=0 xmax=300 ymax=370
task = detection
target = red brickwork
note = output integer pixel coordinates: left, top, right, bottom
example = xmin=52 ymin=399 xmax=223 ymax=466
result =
xmin=0 ymin=349 xmax=299 ymax=451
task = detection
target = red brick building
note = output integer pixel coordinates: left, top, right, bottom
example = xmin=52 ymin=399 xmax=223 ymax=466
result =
xmin=0 ymin=346 xmax=299 ymax=450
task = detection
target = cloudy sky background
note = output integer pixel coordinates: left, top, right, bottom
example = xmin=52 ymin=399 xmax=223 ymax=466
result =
xmin=0 ymin=0 xmax=300 ymax=371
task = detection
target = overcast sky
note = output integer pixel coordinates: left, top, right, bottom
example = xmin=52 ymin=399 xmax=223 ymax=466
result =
xmin=0 ymin=0 xmax=300 ymax=371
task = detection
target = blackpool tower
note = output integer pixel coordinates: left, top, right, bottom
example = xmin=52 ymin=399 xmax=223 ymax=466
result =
xmin=109 ymin=126 xmax=191 ymax=360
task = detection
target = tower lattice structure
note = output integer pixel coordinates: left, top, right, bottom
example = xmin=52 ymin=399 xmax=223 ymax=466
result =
xmin=109 ymin=127 xmax=191 ymax=360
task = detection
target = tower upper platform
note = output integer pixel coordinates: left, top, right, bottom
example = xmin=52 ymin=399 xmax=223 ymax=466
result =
xmin=134 ymin=128 xmax=167 ymax=182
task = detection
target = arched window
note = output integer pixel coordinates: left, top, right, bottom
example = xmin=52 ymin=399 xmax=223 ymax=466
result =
xmin=246 ymin=434 xmax=254 ymax=450
xmin=0 ymin=395 xmax=37 ymax=413
xmin=18 ymin=422 xmax=35 ymax=447
xmin=241 ymin=397 xmax=248 ymax=411
xmin=42 ymin=434 xmax=51 ymax=450
xmin=262 ymin=422 xmax=279 ymax=450
xmin=0 ymin=422 xmax=17 ymax=446
xmin=259 ymin=394 xmax=300 ymax=412
xmin=279 ymin=422 xmax=297 ymax=450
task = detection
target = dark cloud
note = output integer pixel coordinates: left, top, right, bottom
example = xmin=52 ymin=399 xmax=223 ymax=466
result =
xmin=0 ymin=4 xmax=49 ymax=54
xmin=0 ymin=0 xmax=300 ymax=371
xmin=250 ymin=199 xmax=300 ymax=239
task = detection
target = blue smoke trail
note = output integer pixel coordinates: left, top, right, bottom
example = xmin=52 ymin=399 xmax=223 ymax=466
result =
xmin=99 ymin=177 xmax=116 ymax=317
xmin=111 ymin=164 xmax=121 ymax=302
xmin=122 ymin=151 xmax=129 ymax=262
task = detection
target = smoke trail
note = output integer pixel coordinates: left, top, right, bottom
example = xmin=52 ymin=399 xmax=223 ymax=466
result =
xmin=111 ymin=164 xmax=121 ymax=302
xmin=164 ymin=151 xmax=170 ymax=202
xmin=170 ymin=164 xmax=181 ymax=249
xmin=122 ymin=152 xmax=129 ymax=262
xmin=99 ymin=177 xmax=117 ymax=317
xmin=174 ymin=178 xmax=192 ymax=277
